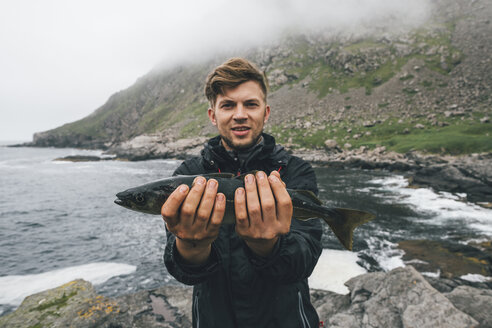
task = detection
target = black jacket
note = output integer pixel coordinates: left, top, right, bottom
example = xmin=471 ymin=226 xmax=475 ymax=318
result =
xmin=164 ymin=134 xmax=323 ymax=328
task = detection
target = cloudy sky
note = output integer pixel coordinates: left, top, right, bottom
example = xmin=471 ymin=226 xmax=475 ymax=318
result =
xmin=0 ymin=0 xmax=432 ymax=141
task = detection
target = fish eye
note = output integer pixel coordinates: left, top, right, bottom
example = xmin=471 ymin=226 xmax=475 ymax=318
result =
xmin=135 ymin=193 xmax=145 ymax=203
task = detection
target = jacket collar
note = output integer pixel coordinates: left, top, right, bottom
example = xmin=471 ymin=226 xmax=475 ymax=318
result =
xmin=201 ymin=133 xmax=287 ymax=172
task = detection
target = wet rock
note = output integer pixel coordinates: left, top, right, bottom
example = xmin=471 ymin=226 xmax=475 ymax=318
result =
xmin=398 ymin=239 xmax=492 ymax=279
xmin=0 ymin=280 xmax=193 ymax=328
xmin=109 ymin=135 xmax=207 ymax=161
xmin=316 ymin=266 xmax=478 ymax=328
xmin=411 ymin=161 xmax=492 ymax=203
xmin=445 ymin=286 xmax=492 ymax=328
xmin=54 ymin=155 xmax=103 ymax=162
xmin=4 ymin=268 xmax=490 ymax=328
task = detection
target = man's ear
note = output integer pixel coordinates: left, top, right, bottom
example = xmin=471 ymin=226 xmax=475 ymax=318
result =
xmin=207 ymin=108 xmax=217 ymax=126
xmin=264 ymin=105 xmax=271 ymax=123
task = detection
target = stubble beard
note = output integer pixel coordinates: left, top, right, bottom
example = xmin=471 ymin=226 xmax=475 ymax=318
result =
xmin=221 ymin=131 xmax=262 ymax=151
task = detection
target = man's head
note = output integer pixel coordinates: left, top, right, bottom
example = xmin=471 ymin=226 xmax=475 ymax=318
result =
xmin=205 ymin=58 xmax=271 ymax=151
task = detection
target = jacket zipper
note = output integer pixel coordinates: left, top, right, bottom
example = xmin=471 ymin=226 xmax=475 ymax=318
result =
xmin=194 ymin=294 xmax=200 ymax=328
xmin=298 ymin=291 xmax=311 ymax=328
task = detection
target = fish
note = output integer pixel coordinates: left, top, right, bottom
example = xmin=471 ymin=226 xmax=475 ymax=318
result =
xmin=114 ymin=173 xmax=375 ymax=250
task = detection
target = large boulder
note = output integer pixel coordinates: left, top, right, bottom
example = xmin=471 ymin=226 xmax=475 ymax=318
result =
xmin=315 ymin=266 xmax=478 ymax=328
xmin=445 ymin=286 xmax=492 ymax=328
xmin=0 ymin=280 xmax=192 ymax=328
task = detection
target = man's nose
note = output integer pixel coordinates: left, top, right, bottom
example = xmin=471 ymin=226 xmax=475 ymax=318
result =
xmin=233 ymin=104 xmax=247 ymax=120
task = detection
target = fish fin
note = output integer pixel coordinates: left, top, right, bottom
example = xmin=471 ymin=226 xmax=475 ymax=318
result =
xmin=322 ymin=208 xmax=375 ymax=251
xmin=200 ymin=173 xmax=236 ymax=179
xmin=293 ymin=207 xmax=323 ymax=219
xmin=295 ymin=190 xmax=323 ymax=205
xmin=234 ymin=170 xmax=260 ymax=181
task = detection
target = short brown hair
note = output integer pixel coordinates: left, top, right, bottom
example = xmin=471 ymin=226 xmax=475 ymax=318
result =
xmin=205 ymin=57 xmax=269 ymax=107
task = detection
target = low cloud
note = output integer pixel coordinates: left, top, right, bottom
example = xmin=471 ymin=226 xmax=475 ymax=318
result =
xmin=0 ymin=0 xmax=432 ymax=140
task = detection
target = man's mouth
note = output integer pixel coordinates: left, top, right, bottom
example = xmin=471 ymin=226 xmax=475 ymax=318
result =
xmin=231 ymin=126 xmax=250 ymax=136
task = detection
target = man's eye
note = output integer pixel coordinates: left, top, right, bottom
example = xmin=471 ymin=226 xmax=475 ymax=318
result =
xmin=221 ymin=103 xmax=232 ymax=109
xmin=246 ymin=103 xmax=259 ymax=108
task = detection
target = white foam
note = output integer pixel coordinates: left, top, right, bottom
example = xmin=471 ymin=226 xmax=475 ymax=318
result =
xmin=0 ymin=262 xmax=136 ymax=306
xmin=369 ymin=175 xmax=492 ymax=236
xmin=421 ymin=270 xmax=441 ymax=278
xmin=309 ymin=249 xmax=366 ymax=294
xmin=460 ymin=273 xmax=492 ymax=283
xmin=364 ymin=237 xmax=405 ymax=272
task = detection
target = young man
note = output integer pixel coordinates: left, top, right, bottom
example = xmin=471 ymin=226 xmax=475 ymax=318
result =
xmin=162 ymin=58 xmax=322 ymax=328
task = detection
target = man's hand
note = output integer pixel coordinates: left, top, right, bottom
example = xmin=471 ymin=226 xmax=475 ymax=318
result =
xmin=234 ymin=171 xmax=293 ymax=257
xmin=161 ymin=177 xmax=225 ymax=265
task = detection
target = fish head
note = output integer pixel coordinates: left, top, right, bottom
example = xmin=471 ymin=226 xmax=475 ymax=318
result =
xmin=114 ymin=184 xmax=174 ymax=215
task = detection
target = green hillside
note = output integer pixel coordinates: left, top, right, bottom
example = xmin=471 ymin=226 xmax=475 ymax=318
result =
xmin=32 ymin=1 xmax=492 ymax=155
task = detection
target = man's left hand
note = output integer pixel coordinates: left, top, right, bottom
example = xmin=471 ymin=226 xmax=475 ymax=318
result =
xmin=234 ymin=170 xmax=293 ymax=257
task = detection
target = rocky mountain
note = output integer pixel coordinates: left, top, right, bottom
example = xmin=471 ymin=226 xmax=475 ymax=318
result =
xmin=29 ymin=0 xmax=491 ymax=156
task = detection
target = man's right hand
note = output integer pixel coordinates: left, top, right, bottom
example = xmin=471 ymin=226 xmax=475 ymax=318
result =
xmin=161 ymin=177 xmax=225 ymax=265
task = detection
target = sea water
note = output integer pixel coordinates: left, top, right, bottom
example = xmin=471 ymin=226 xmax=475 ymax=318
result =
xmin=1 ymin=145 xmax=491 ymax=315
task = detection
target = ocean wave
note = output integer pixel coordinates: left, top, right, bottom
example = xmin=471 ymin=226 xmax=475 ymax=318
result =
xmin=362 ymin=236 xmax=405 ymax=272
xmin=309 ymin=249 xmax=366 ymax=294
xmin=0 ymin=262 xmax=136 ymax=307
xmin=368 ymin=175 xmax=492 ymax=236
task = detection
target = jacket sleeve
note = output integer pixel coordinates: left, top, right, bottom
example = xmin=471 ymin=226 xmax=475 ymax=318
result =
xmin=164 ymin=233 xmax=221 ymax=285
xmin=244 ymin=157 xmax=323 ymax=283
xmin=163 ymin=157 xmax=221 ymax=285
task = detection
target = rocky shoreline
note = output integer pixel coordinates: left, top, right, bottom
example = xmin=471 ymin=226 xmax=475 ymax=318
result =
xmin=48 ymin=134 xmax=492 ymax=205
xmin=1 ymin=266 xmax=491 ymax=328
xmin=4 ymin=139 xmax=492 ymax=327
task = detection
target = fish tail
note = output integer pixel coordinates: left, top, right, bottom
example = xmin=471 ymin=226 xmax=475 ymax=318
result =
xmin=321 ymin=208 xmax=375 ymax=251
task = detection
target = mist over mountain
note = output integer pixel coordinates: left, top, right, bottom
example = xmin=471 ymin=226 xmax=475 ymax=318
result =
xmin=29 ymin=0 xmax=491 ymax=157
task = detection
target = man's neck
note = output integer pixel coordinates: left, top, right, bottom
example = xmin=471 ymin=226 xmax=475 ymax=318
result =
xmin=220 ymin=135 xmax=264 ymax=154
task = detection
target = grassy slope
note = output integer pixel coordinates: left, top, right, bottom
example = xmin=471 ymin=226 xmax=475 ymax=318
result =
xmin=266 ymin=23 xmax=491 ymax=155
xmin=41 ymin=20 xmax=491 ymax=155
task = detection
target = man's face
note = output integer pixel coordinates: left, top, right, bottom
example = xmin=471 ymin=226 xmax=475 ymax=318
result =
xmin=208 ymin=81 xmax=270 ymax=151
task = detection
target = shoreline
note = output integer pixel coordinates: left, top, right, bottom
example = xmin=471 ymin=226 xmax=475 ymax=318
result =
xmin=6 ymin=139 xmax=492 ymax=205
xmin=34 ymin=136 xmax=490 ymax=205
xmin=2 ymin=266 xmax=491 ymax=327
xmin=5 ymin=139 xmax=492 ymax=208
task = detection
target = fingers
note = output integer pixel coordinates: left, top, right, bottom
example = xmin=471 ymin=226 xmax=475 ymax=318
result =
xmin=161 ymin=184 xmax=189 ymax=228
xmin=270 ymin=170 xmax=286 ymax=187
xmin=235 ymin=187 xmax=249 ymax=229
xmin=244 ymin=174 xmax=262 ymax=225
xmin=256 ymin=171 xmax=276 ymax=223
xmin=268 ymin=172 xmax=293 ymax=232
xmin=209 ymin=193 xmax=226 ymax=230
xmin=178 ymin=176 xmax=207 ymax=232
xmin=194 ymin=179 xmax=219 ymax=230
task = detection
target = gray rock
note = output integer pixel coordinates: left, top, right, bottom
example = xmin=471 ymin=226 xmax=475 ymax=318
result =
xmin=318 ymin=266 xmax=478 ymax=328
xmin=109 ymin=135 xmax=207 ymax=161
xmin=324 ymin=139 xmax=338 ymax=149
xmin=3 ymin=268 xmax=488 ymax=328
xmin=445 ymin=286 xmax=492 ymax=328
xmin=0 ymin=280 xmax=193 ymax=328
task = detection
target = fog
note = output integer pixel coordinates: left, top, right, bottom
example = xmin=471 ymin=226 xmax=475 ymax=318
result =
xmin=0 ymin=0 xmax=432 ymax=141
